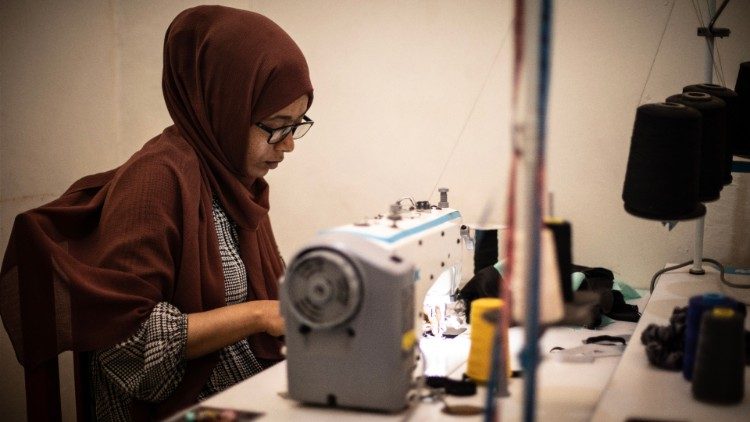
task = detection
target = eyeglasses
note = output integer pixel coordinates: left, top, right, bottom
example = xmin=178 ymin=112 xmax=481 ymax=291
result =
xmin=255 ymin=115 xmax=314 ymax=144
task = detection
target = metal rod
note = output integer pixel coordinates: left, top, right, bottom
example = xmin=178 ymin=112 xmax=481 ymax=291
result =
xmin=693 ymin=0 xmax=717 ymax=276
xmin=690 ymin=216 xmax=706 ymax=275
xmin=704 ymin=0 xmax=716 ymax=83
xmin=708 ymin=0 xmax=730 ymax=31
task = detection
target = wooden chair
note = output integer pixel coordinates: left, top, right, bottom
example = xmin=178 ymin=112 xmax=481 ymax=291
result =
xmin=17 ymin=255 xmax=94 ymax=422
xmin=23 ymin=352 xmax=93 ymax=422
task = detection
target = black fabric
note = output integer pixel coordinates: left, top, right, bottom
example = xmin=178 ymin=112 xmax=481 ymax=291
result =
xmin=641 ymin=306 xmax=687 ymax=370
xmin=572 ymin=265 xmax=640 ymax=324
xmin=573 ymin=266 xmax=614 ymax=291
xmin=583 ymin=335 xmax=627 ymax=345
xmin=473 ymin=230 xmax=498 ymax=275
xmin=608 ymin=290 xmax=640 ymax=322
xmin=457 ymin=265 xmax=501 ymax=323
xmin=425 ymin=376 xmax=477 ymax=397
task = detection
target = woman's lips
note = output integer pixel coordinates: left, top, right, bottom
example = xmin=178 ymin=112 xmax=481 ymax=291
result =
xmin=265 ymin=160 xmax=281 ymax=169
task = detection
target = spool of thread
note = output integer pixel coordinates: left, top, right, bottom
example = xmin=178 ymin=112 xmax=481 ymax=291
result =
xmin=473 ymin=229 xmax=498 ymax=275
xmin=622 ymin=102 xmax=705 ymax=220
xmin=666 ymin=92 xmax=727 ymax=202
xmin=682 ymin=293 xmax=744 ymax=380
xmin=683 ymin=84 xmax=739 ymax=184
xmin=734 ymin=61 xmax=750 ymax=156
xmin=692 ymin=307 xmax=745 ymax=404
xmin=544 ymin=218 xmax=573 ymax=303
xmin=466 ymin=298 xmax=506 ymax=383
xmin=509 ymin=228 xmax=565 ymax=324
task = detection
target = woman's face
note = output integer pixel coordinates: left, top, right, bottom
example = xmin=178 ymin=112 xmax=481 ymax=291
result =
xmin=245 ymin=95 xmax=309 ymax=180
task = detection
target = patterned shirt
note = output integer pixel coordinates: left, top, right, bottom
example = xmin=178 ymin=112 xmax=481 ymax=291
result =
xmin=91 ymin=198 xmax=266 ymax=421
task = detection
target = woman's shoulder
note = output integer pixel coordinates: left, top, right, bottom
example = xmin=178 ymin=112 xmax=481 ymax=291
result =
xmin=118 ymin=127 xmax=203 ymax=188
xmin=135 ymin=128 xmax=201 ymax=173
xmin=61 ymin=128 xmax=201 ymax=199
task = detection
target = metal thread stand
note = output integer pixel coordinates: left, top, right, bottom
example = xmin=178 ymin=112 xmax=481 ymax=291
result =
xmin=691 ymin=0 xmax=730 ymax=275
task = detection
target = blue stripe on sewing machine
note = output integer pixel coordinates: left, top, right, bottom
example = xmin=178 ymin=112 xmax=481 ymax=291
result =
xmin=323 ymin=211 xmax=462 ymax=244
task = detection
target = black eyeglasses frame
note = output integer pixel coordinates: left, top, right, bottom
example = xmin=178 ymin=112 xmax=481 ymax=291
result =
xmin=255 ymin=115 xmax=314 ymax=144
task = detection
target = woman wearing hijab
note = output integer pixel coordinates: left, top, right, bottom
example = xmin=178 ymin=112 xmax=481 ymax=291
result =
xmin=0 ymin=5 xmax=313 ymax=421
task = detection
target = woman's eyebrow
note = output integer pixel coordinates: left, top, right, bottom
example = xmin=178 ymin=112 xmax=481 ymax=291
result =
xmin=265 ymin=113 xmax=303 ymax=123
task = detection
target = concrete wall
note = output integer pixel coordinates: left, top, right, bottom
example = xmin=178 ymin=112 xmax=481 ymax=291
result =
xmin=2 ymin=1 xmax=748 ymax=419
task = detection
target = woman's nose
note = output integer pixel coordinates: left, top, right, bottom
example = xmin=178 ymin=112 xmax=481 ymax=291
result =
xmin=276 ymin=133 xmax=295 ymax=152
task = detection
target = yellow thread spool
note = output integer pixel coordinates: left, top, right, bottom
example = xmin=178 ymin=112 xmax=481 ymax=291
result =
xmin=466 ymin=298 xmax=506 ymax=383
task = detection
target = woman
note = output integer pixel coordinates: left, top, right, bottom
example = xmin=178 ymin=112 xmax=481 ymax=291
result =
xmin=0 ymin=5 xmax=313 ymax=420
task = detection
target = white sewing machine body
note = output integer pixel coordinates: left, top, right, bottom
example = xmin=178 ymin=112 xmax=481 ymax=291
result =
xmin=280 ymin=199 xmax=465 ymax=411
xmin=325 ymin=206 xmax=465 ymax=324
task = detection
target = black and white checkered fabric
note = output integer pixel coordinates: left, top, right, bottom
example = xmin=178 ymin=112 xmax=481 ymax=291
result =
xmin=198 ymin=198 xmax=264 ymax=399
xmin=90 ymin=198 xmax=264 ymax=421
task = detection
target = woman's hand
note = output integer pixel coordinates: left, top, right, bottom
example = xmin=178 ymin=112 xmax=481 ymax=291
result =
xmin=185 ymin=300 xmax=286 ymax=359
xmin=255 ymin=300 xmax=285 ymax=337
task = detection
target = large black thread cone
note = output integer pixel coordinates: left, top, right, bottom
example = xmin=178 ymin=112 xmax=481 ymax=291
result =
xmin=683 ymin=84 xmax=738 ymax=185
xmin=623 ymin=102 xmax=705 ymax=221
xmin=692 ymin=308 xmax=745 ymax=404
xmin=666 ymin=92 xmax=727 ymax=202
xmin=734 ymin=61 xmax=750 ymax=156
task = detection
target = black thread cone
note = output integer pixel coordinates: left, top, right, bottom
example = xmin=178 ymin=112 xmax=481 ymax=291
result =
xmin=692 ymin=308 xmax=745 ymax=404
xmin=734 ymin=62 xmax=750 ymax=156
xmin=666 ymin=92 xmax=727 ymax=202
xmin=545 ymin=219 xmax=573 ymax=303
xmin=683 ymin=84 xmax=738 ymax=185
xmin=623 ymin=102 xmax=705 ymax=221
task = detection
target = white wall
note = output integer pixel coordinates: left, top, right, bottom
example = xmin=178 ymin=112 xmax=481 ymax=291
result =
xmin=2 ymin=0 xmax=748 ymax=419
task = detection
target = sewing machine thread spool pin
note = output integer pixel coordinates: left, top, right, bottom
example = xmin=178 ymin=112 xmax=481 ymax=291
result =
xmin=438 ymin=188 xmax=450 ymax=208
xmin=388 ymin=203 xmax=402 ymax=228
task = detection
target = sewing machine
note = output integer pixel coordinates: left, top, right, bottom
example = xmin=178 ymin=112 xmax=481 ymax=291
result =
xmin=280 ymin=189 xmax=468 ymax=411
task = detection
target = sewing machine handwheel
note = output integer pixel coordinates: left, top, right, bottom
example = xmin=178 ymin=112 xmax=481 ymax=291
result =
xmin=285 ymin=249 xmax=362 ymax=329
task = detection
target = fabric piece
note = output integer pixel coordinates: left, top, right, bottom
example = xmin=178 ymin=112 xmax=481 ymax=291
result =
xmin=613 ymin=280 xmax=641 ymax=301
xmin=458 ymin=266 xmax=502 ymax=323
xmin=571 ymin=266 xmax=640 ymax=324
xmin=0 ymin=6 xmax=312 ymax=419
xmin=572 ymin=272 xmax=586 ymax=291
xmin=641 ymin=306 xmax=688 ymax=370
xmin=572 ymin=272 xmax=641 ymax=301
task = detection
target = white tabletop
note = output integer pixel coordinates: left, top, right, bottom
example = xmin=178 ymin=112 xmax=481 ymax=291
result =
xmin=592 ymin=265 xmax=750 ymax=422
xmin=200 ymin=318 xmax=641 ymax=421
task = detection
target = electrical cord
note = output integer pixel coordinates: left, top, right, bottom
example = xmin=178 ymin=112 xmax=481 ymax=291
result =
xmin=703 ymin=258 xmax=750 ymax=290
xmin=650 ymin=260 xmax=692 ymax=292
xmin=650 ymin=259 xmax=750 ymax=295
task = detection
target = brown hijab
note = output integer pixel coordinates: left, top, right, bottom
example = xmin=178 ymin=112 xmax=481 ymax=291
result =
xmin=0 ymin=5 xmax=312 ymax=419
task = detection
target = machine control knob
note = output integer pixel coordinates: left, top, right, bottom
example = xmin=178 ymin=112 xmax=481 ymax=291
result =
xmin=416 ymin=201 xmax=430 ymax=210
